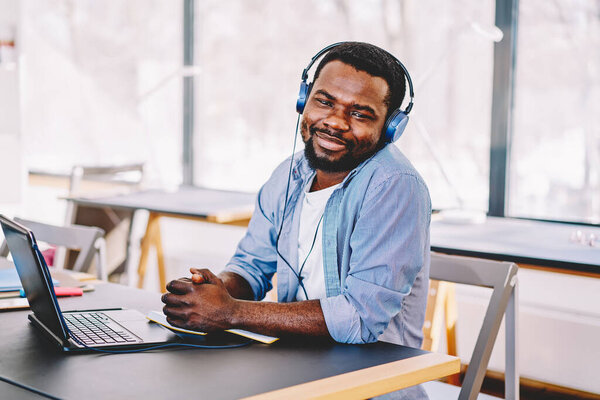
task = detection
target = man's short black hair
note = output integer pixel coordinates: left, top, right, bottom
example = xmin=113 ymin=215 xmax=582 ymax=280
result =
xmin=312 ymin=42 xmax=407 ymax=120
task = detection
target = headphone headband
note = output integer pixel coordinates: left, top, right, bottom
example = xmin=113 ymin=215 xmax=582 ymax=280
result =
xmin=301 ymin=42 xmax=344 ymax=81
xmin=299 ymin=42 xmax=414 ymax=118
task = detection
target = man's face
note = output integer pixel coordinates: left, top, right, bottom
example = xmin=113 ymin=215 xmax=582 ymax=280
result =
xmin=301 ymin=60 xmax=389 ymax=173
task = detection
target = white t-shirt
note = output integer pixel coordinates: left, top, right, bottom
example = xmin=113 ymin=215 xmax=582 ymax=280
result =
xmin=296 ymin=177 xmax=339 ymax=301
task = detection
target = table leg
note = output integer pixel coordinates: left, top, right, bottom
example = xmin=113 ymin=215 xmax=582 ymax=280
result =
xmin=152 ymin=216 xmax=167 ymax=292
xmin=422 ymin=280 xmax=460 ymax=383
xmin=422 ymin=279 xmax=441 ymax=352
xmin=136 ymin=212 xmax=167 ymax=292
xmin=444 ymin=283 xmax=460 ymax=385
xmin=137 ymin=213 xmax=159 ymax=289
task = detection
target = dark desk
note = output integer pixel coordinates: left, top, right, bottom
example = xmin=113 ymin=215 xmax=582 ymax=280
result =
xmin=0 ymin=283 xmax=459 ymax=399
xmin=0 ymin=379 xmax=45 ymax=400
xmin=431 ymin=216 xmax=600 ymax=276
xmin=68 ymin=187 xmax=257 ymax=291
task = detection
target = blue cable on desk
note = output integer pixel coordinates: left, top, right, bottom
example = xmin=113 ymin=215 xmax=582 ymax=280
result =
xmin=0 ymin=375 xmax=62 ymax=400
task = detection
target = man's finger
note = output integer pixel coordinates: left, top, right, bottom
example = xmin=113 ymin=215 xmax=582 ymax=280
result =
xmin=191 ymin=273 xmax=206 ymax=284
xmin=166 ymin=278 xmax=193 ymax=294
xmin=196 ymin=269 xmax=220 ymax=284
xmin=163 ymin=305 xmax=188 ymax=321
xmin=165 ymin=315 xmax=188 ymax=329
xmin=190 ymin=267 xmax=218 ymax=284
xmin=161 ymin=293 xmax=188 ymax=307
xmin=190 ymin=267 xmax=209 ymax=275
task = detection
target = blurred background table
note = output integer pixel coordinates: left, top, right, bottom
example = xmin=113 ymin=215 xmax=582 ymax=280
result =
xmin=68 ymin=187 xmax=256 ymax=291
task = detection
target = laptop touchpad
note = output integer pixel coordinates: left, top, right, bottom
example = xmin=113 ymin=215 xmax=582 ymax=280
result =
xmin=108 ymin=309 xmax=149 ymax=322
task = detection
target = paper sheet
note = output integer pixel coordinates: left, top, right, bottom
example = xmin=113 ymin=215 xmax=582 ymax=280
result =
xmin=146 ymin=311 xmax=279 ymax=344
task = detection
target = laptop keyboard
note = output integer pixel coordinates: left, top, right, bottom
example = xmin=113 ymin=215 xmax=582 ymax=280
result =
xmin=63 ymin=312 xmax=138 ymax=346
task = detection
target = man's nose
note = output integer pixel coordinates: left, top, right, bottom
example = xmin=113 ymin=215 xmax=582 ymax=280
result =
xmin=323 ymin=108 xmax=350 ymax=132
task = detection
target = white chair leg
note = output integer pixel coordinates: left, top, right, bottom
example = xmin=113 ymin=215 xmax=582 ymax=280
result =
xmin=95 ymin=237 xmax=108 ymax=281
xmin=58 ymin=201 xmax=78 ymax=271
xmin=505 ymin=276 xmax=519 ymax=400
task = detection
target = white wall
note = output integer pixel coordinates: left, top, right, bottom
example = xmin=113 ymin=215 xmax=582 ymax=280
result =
xmin=453 ymin=270 xmax=600 ymax=394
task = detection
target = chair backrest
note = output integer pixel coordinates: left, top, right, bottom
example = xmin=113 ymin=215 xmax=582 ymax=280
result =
xmin=1 ymin=218 xmax=105 ymax=277
xmin=61 ymin=163 xmax=144 ymax=276
xmin=430 ymin=252 xmax=519 ymax=400
xmin=68 ymin=163 xmax=145 ymax=195
xmin=0 ymin=240 xmax=8 ymax=258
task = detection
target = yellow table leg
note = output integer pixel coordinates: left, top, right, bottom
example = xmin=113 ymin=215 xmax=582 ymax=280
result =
xmin=422 ymin=280 xmax=440 ymax=352
xmin=444 ymin=283 xmax=460 ymax=385
xmin=422 ymin=280 xmax=460 ymax=384
xmin=137 ymin=212 xmax=251 ymax=293
xmin=137 ymin=213 xmax=164 ymax=291
xmin=422 ymin=280 xmax=450 ymax=352
xmin=152 ymin=216 xmax=167 ymax=292
xmin=137 ymin=214 xmax=154 ymax=289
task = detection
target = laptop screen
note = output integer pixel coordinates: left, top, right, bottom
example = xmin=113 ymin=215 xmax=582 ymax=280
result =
xmin=0 ymin=216 xmax=68 ymax=340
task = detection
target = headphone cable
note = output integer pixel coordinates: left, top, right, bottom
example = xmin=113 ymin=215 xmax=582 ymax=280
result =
xmin=296 ymin=212 xmax=325 ymax=300
xmin=274 ymin=113 xmax=309 ymax=300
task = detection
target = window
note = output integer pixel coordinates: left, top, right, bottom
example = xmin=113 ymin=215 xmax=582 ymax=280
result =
xmin=21 ymin=1 xmax=183 ymax=186
xmin=508 ymin=0 xmax=600 ymax=223
xmin=192 ymin=0 xmax=497 ymax=214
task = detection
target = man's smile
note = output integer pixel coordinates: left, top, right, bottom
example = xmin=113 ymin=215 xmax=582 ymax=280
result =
xmin=311 ymin=128 xmax=349 ymax=152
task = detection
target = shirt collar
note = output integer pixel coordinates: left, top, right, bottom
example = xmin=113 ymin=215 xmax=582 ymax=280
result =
xmin=292 ymin=144 xmax=388 ymax=188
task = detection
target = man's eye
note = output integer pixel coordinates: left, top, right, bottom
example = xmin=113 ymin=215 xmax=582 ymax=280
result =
xmin=351 ymin=111 xmax=370 ymax=119
xmin=316 ymin=98 xmax=332 ymax=107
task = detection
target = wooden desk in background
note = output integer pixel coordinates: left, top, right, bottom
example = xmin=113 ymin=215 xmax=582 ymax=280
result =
xmin=426 ymin=216 xmax=600 ymax=390
xmin=0 ymin=281 xmax=460 ymax=399
xmin=68 ymin=187 xmax=256 ymax=291
xmin=431 ymin=216 xmax=600 ymax=276
xmin=425 ymin=216 xmax=600 ymax=350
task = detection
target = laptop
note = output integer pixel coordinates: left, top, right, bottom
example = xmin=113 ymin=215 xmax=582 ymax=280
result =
xmin=0 ymin=215 xmax=180 ymax=352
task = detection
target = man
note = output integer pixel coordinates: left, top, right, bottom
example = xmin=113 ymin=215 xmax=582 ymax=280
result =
xmin=162 ymin=42 xmax=431 ymax=348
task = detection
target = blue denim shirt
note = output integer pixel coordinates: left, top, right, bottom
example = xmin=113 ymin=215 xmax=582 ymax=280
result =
xmin=224 ymin=144 xmax=431 ymax=347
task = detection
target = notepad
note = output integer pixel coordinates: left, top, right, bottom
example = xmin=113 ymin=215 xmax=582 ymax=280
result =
xmin=146 ymin=311 xmax=279 ymax=344
xmin=0 ymin=297 xmax=29 ymax=310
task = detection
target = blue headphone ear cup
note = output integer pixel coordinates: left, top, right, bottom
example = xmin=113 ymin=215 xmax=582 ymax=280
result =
xmin=296 ymin=81 xmax=312 ymax=114
xmin=384 ymin=110 xmax=409 ymax=143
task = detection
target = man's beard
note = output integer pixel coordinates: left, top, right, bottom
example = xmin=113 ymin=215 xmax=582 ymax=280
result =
xmin=303 ymin=126 xmax=381 ymax=173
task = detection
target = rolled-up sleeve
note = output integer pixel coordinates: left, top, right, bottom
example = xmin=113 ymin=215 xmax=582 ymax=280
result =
xmin=224 ymin=185 xmax=279 ymax=301
xmin=320 ymin=173 xmax=430 ymax=344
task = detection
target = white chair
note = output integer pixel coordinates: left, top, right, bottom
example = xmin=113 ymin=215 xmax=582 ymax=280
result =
xmin=63 ymin=163 xmax=144 ymax=281
xmin=68 ymin=163 xmax=144 ymax=192
xmin=422 ymin=252 xmax=519 ymax=400
xmin=0 ymin=217 xmax=107 ymax=280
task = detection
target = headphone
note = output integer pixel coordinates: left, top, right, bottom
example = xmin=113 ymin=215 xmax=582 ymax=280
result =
xmin=295 ymin=42 xmax=415 ymax=143
xmin=277 ymin=43 xmax=415 ymax=301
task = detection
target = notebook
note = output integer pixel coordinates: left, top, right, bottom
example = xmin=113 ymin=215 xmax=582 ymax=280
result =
xmin=0 ymin=268 xmax=58 ymax=291
xmin=0 ymin=215 xmax=179 ymax=352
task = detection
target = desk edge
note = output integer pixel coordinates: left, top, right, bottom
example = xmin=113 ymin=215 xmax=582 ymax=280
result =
xmin=242 ymin=352 xmax=460 ymax=400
